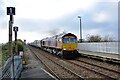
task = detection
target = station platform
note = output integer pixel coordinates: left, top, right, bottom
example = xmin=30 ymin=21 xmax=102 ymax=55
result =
xmin=20 ymin=47 xmax=55 ymax=79
xmin=78 ymin=50 xmax=120 ymax=62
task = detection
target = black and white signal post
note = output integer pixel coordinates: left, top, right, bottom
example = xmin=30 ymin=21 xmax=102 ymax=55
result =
xmin=7 ymin=7 xmax=15 ymax=80
xmin=13 ymin=26 xmax=18 ymax=55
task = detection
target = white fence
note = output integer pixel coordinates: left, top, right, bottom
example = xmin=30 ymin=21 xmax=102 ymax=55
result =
xmin=78 ymin=42 xmax=119 ymax=54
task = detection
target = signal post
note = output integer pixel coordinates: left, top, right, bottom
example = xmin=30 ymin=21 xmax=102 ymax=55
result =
xmin=7 ymin=7 xmax=15 ymax=79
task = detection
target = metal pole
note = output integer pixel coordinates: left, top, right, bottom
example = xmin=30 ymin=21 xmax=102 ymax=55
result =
xmin=13 ymin=27 xmax=18 ymax=80
xmin=80 ymin=17 xmax=82 ymax=42
xmin=9 ymin=15 xmax=14 ymax=80
xmin=22 ymin=40 xmax=26 ymax=65
xmin=23 ymin=40 xmax=26 ymax=54
xmin=7 ymin=7 xmax=15 ymax=80
xmin=13 ymin=26 xmax=18 ymax=55
xmin=15 ymin=31 xmax=18 ymax=55
xmin=8 ymin=20 xmax=12 ymax=57
xmin=23 ymin=41 xmax=25 ymax=58
xmin=78 ymin=16 xmax=82 ymax=42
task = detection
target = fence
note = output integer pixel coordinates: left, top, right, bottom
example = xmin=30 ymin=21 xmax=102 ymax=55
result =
xmin=78 ymin=42 xmax=119 ymax=54
xmin=1 ymin=56 xmax=23 ymax=80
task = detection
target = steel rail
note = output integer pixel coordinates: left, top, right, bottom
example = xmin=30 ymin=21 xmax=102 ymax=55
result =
xmin=34 ymin=47 xmax=84 ymax=79
xmin=76 ymin=59 xmax=120 ymax=74
xmin=65 ymin=60 xmax=117 ymax=80
xmin=43 ymin=55 xmax=84 ymax=79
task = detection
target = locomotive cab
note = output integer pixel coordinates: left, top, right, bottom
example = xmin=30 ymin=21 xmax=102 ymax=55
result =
xmin=62 ymin=33 xmax=78 ymax=58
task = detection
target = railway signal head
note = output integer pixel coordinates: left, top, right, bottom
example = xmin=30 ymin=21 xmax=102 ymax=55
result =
xmin=13 ymin=26 xmax=18 ymax=32
xmin=7 ymin=7 xmax=15 ymax=15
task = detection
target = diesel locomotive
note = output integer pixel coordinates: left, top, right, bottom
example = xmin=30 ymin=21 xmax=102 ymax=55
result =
xmin=31 ymin=33 xmax=79 ymax=58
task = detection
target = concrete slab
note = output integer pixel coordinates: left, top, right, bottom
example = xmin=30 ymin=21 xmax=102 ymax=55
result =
xmin=21 ymin=67 xmax=52 ymax=78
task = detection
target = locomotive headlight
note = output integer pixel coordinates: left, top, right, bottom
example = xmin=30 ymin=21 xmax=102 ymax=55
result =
xmin=63 ymin=48 xmax=66 ymax=50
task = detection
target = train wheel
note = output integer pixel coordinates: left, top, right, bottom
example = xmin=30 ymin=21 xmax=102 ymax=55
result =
xmin=53 ymin=49 xmax=56 ymax=54
xmin=50 ymin=49 xmax=53 ymax=54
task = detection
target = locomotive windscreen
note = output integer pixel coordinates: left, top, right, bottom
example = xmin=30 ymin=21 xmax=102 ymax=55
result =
xmin=63 ymin=37 xmax=77 ymax=43
xmin=63 ymin=38 xmax=69 ymax=43
xmin=70 ymin=38 xmax=76 ymax=43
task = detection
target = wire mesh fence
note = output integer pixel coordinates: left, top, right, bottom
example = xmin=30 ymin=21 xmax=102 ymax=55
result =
xmin=1 ymin=56 xmax=23 ymax=80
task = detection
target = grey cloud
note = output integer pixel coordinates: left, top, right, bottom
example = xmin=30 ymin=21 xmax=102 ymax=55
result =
xmin=0 ymin=0 xmax=5 ymax=17
xmin=13 ymin=2 xmax=118 ymax=40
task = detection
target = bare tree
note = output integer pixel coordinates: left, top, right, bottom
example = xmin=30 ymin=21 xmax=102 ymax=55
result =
xmin=102 ymin=35 xmax=114 ymax=42
xmin=86 ymin=34 xmax=102 ymax=42
xmin=86 ymin=34 xmax=114 ymax=42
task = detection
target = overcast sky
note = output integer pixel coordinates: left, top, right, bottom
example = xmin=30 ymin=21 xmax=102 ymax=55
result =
xmin=0 ymin=0 xmax=119 ymax=43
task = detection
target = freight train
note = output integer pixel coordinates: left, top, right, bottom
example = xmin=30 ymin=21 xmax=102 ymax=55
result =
xmin=30 ymin=33 xmax=79 ymax=58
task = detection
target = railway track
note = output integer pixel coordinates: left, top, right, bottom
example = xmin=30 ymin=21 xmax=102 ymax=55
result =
xmin=29 ymin=46 xmax=119 ymax=79
xmin=29 ymin=46 xmax=84 ymax=79
xmin=76 ymin=59 xmax=120 ymax=74
xmin=29 ymin=46 xmax=59 ymax=79
xmin=64 ymin=60 xmax=119 ymax=80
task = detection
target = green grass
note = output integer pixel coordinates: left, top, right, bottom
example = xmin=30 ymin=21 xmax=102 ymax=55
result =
xmin=1 ymin=39 xmax=24 ymax=67
xmin=2 ymin=49 xmax=9 ymax=66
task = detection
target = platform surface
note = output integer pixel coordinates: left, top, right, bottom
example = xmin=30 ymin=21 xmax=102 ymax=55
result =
xmin=20 ymin=47 xmax=55 ymax=79
xmin=79 ymin=50 xmax=120 ymax=60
